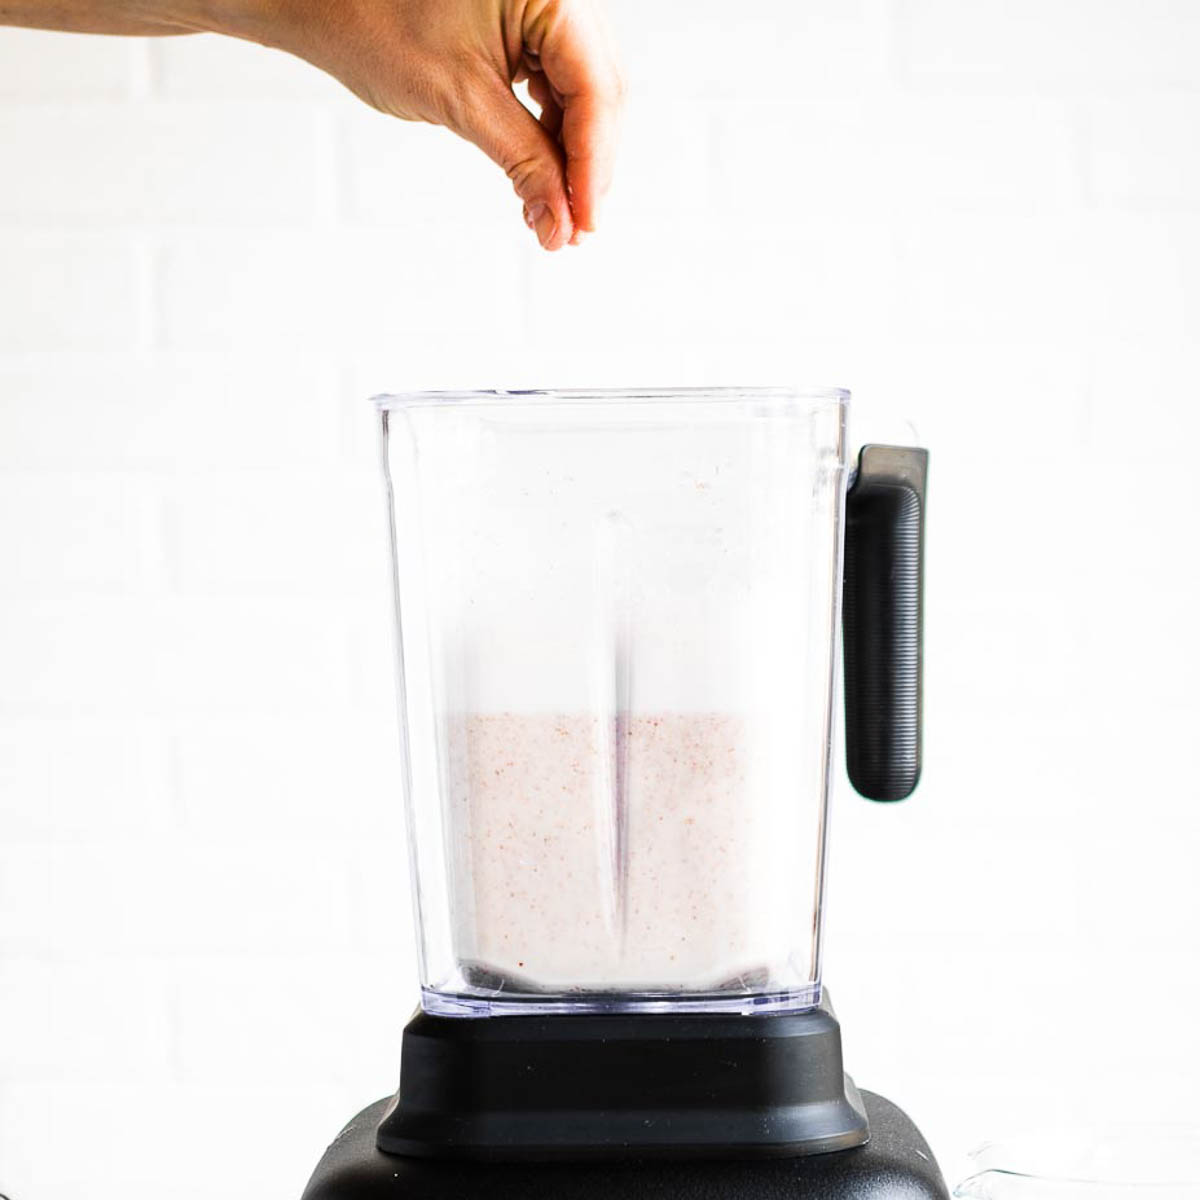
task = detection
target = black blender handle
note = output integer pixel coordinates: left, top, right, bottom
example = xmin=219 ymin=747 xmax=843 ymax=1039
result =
xmin=842 ymin=444 xmax=927 ymax=802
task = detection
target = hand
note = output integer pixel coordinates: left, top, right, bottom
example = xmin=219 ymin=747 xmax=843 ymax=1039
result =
xmin=262 ymin=0 xmax=626 ymax=249
xmin=1 ymin=0 xmax=625 ymax=250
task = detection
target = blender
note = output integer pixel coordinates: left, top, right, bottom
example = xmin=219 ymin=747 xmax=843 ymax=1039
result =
xmin=303 ymin=387 xmax=944 ymax=1198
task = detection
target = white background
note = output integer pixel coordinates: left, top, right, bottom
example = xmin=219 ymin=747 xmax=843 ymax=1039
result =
xmin=2 ymin=1 xmax=1200 ymax=1195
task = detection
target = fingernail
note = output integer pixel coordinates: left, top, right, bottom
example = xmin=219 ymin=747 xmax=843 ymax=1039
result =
xmin=570 ymin=229 xmax=590 ymax=247
xmin=527 ymin=202 xmax=556 ymax=248
xmin=523 ymin=204 xmax=535 ymax=230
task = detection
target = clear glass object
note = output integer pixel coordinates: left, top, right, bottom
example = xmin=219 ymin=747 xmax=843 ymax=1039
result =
xmin=955 ymin=1132 xmax=1200 ymax=1198
xmin=378 ymin=388 xmax=848 ymax=1017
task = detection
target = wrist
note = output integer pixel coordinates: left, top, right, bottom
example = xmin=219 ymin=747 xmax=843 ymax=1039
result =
xmin=144 ymin=0 xmax=312 ymax=49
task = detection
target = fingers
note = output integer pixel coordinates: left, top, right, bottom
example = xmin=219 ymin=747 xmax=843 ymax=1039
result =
xmin=430 ymin=0 xmax=621 ymax=249
xmin=454 ymin=78 xmax=574 ymax=251
xmin=529 ymin=0 xmax=625 ymax=235
xmin=560 ymin=88 xmax=620 ymax=235
xmin=527 ymin=69 xmax=564 ymax=141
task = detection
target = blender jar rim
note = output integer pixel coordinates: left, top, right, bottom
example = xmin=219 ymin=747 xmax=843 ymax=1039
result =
xmin=372 ymin=386 xmax=850 ymax=411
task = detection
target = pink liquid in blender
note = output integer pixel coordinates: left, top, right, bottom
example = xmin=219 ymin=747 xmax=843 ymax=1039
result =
xmin=447 ymin=712 xmax=776 ymax=994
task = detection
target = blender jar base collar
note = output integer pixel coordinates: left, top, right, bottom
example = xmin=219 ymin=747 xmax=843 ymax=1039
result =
xmin=376 ymin=993 xmax=868 ymax=1162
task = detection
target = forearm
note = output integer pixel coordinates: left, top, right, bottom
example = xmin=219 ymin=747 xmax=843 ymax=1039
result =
xmin=0 ymin=0 xmax=292 ymax=41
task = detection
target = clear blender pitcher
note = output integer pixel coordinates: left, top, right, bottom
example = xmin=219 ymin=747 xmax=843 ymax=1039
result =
xmin=378 ymin=387 xmax=925 ymax=1020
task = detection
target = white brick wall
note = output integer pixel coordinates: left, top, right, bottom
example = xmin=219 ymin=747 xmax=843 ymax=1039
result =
xmin=1086 ymin=97 xmax=1200 ymax=206
xmin=150 ymin=32 xmax=341 ymax=98
xmin=2 ymin=4 xmax=1200 ymax=1197
xmin=0 ymin=105 xmax=320 ymax=225
xmin=896 ymin=0 xmax=1200 ymax=89
xmin=0 ymin=238 xmax=144 ymax=349
xmin=0 ymin=28 xmax=137 ymax=98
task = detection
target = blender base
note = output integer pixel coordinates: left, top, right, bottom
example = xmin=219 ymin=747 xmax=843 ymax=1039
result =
xmin=301 ymin=1090 xmax=949 ymax=1199
xmin=376 ymin=1000 xmax=869 ymax=1159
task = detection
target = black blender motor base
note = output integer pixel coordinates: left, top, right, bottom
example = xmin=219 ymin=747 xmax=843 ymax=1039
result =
xmin=301 ymin=997 xmax=948 ymax=1197
xmin=378 ymin=997 xmax=870 ymax=1159
xmin=302 ymin=1091 xmax=947 ymax=1199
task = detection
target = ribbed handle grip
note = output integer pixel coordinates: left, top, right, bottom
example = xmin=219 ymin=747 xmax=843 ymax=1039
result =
xmin=842 ymin=445 xmax=928 ymax=802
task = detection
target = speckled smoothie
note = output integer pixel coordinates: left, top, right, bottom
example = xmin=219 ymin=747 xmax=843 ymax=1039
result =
xmin=446 ymin=712 xmax=781 ymax=992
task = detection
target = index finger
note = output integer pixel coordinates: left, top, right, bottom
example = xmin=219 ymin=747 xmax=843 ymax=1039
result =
xmin=526 ymin=0 xmax=625 ymax=234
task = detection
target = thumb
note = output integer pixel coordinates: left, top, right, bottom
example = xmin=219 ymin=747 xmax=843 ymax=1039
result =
xmin=454 ymin=80 xmax=575 ymax=251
